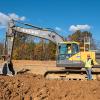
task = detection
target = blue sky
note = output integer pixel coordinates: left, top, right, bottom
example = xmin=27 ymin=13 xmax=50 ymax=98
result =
xmin=0 ymin=0 xmax=100 ymax=42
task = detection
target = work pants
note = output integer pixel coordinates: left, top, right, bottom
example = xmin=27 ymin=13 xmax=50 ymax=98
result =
xmin=85 ymin=68 xmax=92 ymax=80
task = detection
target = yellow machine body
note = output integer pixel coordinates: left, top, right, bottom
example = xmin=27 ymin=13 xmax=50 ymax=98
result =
xmin=57 ymin=41 xmax=99 ymax=68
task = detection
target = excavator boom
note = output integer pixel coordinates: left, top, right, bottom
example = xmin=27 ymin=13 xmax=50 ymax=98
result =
xmin=5 ymin=19 xmax=64 ymax=60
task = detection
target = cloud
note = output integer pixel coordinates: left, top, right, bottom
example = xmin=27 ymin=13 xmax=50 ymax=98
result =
xmin=8 ymin=13 xmax=26 ymax=21
xmin=0 ymin=12 xmax=9 ymax=27
xmin=55 ymin=27 xmax=62 ymax=31
xmin=69 ymin=24 xmax=91 ymax=32
xmin=0 ymin=12 xmax=26 ymax=29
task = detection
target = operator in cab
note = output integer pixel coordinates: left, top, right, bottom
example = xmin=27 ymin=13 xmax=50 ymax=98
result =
xmin=67 ymin=45 xmax=72 ymax=57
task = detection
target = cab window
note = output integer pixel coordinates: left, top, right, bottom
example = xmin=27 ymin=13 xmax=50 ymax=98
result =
xmin=72 ymin=43 xmax=79 ymax=54
xmin=59 ymin=44 xmax=67 ymax=54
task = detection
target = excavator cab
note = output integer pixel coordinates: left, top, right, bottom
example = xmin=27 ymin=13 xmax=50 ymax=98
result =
xmin=56 ymin=42 xmax=84 ymax=68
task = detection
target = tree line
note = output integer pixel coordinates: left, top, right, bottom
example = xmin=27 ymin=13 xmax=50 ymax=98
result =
xmin=12 ymin=33 xmax=56 ymax=60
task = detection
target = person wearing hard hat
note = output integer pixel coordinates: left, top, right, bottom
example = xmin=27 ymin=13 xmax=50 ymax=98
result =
xmin=85 ymin=54 xmax=94 ymax=80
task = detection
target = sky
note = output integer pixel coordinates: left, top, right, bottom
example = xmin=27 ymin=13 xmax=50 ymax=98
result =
xmin=0 ymin=0 xmax=100 ymax=42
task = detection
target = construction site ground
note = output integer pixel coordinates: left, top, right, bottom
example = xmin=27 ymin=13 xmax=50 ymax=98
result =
xmin=0 ymin=60 xmax=100 ymax=100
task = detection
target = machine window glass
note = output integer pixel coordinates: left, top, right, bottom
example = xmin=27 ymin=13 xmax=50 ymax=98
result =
xmin=58 ymin=43 xmax=79 ymax=59
xmin=59 ymin=44 xmax=67 ymax=54
xmin=72 ymin=43 xmax=79 ymax=54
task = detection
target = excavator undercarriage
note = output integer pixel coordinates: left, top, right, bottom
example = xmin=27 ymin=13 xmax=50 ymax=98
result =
xmin=44 ymin=67 xmax=100 ymax=80
xmin=44 ymin=51 xmax=100 ymax=80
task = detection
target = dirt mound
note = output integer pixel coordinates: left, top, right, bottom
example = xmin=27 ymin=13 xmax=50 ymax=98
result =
xmin=0 ymin=73 xmax=100 ymax=100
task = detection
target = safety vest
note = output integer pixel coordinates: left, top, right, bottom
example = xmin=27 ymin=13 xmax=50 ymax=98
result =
xmin=68 ymin=49 xmax=72 ymax=54
xmin=85 ymin=59 xmax=92 ymax=68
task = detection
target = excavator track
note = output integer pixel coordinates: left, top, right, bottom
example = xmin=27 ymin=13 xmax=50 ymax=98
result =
xmin=44 ymin=69 xmax=100 ymax=80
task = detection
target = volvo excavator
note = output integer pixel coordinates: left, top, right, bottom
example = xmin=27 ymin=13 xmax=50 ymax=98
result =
xmin=2 ymin=19 xmax=100 ymax=80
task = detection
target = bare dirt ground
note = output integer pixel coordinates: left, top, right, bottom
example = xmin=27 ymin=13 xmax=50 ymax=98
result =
xmin=0 ymin=60 xmax=100 ymax=100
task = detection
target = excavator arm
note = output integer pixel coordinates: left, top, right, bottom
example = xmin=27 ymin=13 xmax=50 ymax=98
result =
xmin=5 ymin=19 xmax=64 ymax=61
xmin=2 ymin=19 xmax=64 ymax=75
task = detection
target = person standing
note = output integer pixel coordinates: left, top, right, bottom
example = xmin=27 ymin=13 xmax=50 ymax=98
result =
xmin=85 ymin=54 xmax=94 ymax=80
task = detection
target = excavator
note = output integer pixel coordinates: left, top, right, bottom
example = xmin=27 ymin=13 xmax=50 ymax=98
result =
xmin=2 ymin=19 xmax=100 ymax=80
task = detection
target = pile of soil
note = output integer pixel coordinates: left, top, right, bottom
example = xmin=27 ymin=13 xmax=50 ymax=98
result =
xmin=0 ymin=73 xmax=100 ymax=100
